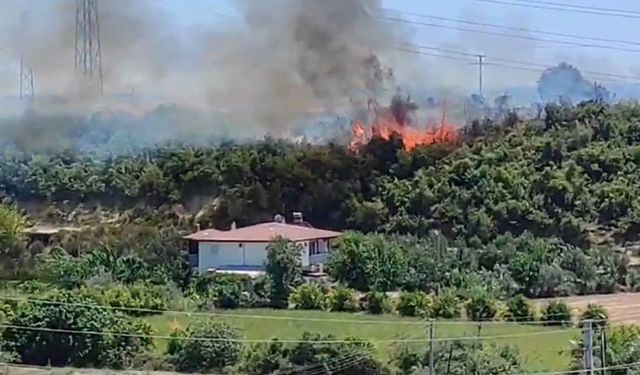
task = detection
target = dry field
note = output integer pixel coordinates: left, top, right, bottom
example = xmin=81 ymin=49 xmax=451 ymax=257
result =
xmin=536 ymin=292 xmax=640 ymax=324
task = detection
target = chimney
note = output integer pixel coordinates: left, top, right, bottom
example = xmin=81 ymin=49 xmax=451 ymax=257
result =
xmin=195 ymin=223 xmax=201 ymax=231
xmin=292 ymin=212 xmax=303 ymax=225
xmin=274 ymin=214 xmax=285 ymax=224
xmin=231 ymin=221 xmax=237 ymax=230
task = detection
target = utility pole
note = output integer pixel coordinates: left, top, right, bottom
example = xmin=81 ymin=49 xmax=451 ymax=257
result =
xmin=19 ymin=53 xmax=34 ymax=100
xmin=600 ymin=329 xmax=607 ymax=375
xmin=583 ymin=320 xmax=595 ymax=375
xmin=75 ymin=0 xmax=104 ymax=94
xmin=428 ymin=319 xmax=435 ymax=375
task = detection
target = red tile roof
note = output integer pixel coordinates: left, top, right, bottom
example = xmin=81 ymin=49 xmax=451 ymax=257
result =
xmin=184 ymin=222 xmax=342 ymax=243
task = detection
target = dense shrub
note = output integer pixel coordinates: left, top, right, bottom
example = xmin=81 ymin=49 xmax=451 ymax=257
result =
xmin=433 ymin=289 xmax=461 ymax=319
xmin=167 ymin=320 xmax=243 ymax=372
xmin=397 ymin=291 xmax=433 ymax=318
xmin=329 ymin=232 xmax=407 ymax=292
xmin=86 ymin=283 xmax=170 ymax=316
xmin=395 ymin=340 xmax=523 ymax=375
xmin=364 ymin=291 xmax=393 ymax=315
xmin=326 ymin=286 xmax=359 ymax=312
xmin=192 ymin=273 xmax=256 ymax=309
xmin=580 ymin=303 xmax=608 ymax=329
xmin=465 ymin=290 xmax=498 ymax=321
xmin=266 ymin=238 xmax=303 ymax=308
xmin=2 ymin=289 xmax=152 ymax=368
xmin=505 ymin=294 xmax=535 ymax=322
xmin=541 ymin=300 xmax=572 ymax=326
xmin=289 ymin=283 xmax=325 ymax=310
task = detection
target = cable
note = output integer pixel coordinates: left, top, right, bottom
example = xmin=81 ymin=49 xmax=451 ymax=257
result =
xmin=404 ymin=43 xmax=640 ymax=81
xmin=379 ymin=15 xmax=640 ymax=54
xmin=394 ymin=46 xmax=640 ymax=85
xmin=472 ymin=0 xmax=640 ymax=19
xmin=493 ymin=0 xmax=640 ymax=16
xmin=0 ymin=295 xmax=593 ymax=326
xmin=381 ymin=9 xmax=640 ymax=47
xmin=0 ymin=323 xmax=573 ymax=344
xmin=515 ymin=359 xmax=640 ymax=374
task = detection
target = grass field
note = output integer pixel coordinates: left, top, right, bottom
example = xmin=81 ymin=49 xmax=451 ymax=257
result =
xmin=145 ymin=309 xmax=579 ymax=372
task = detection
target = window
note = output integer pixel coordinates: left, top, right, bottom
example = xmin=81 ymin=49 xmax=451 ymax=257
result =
xmin=309 ymin=241 xmax=319 ymax=255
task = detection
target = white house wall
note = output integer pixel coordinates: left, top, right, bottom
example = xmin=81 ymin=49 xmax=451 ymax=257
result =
xmin=196 ymin=239 xmax=333 ymax=272
xmin=244 ymin=243 xmax=268 ymax=267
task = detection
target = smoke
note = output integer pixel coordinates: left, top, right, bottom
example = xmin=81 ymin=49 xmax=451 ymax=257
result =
xmin=0 ymin=0 xmax=415 ymax=152
xmin=203 ymin=0 xmax=409 ymax=132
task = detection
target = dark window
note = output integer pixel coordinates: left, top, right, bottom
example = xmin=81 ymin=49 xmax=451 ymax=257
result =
xmin=188 ymin=240 xmax=199 ymax=255
xmin=310 ymin=241 xmax=319 ymax=255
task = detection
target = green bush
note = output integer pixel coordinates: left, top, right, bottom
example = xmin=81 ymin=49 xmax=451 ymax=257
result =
xmin=326 ymin=286 xmax=359 ymax=312
xmin=580 ymin=303 xmax=608 ymax=329
xmin=192 ymin=273 xmax=255 ymax=309
xmin=2 ymin=289 xmax=152 ymax=368
xmin=364 ymin=291 xmax=393 ymax=315
xmin=167 ymin=320 xmax=243 ymax=372
xmin=505 ymin=294 xmax=535 ymax=322
xmin=433 ymin=289 xmax=461 ymax=319
xmin=86 ymin=283 xmax=169 ymax=316
xmin=397 ymin=291 xmax=433 ymax=317
xmin=241 ymin=341 xmax=290 ymax=375
xmin=541 ymin=300 xmax=572 ymax=326
xmin=465 ymin=290 xmax=498 ymax=321
xmin=289 ymin=283 xmax=325 ymax=310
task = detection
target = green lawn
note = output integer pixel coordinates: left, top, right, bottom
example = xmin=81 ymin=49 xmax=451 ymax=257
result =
xmin=145 ymin=309 xmax=578 ymax=372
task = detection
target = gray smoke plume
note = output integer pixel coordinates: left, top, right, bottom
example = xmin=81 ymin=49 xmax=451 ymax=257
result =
xmin=203 ymin=0 xmax=407 ymax=132
xmin=0 ymin=0 xmax=411 ymax=152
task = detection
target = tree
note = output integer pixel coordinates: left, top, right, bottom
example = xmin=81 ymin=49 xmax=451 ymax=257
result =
xmin=2 ymin=289 xmax=152 ymax=368
xmin=538 ymin=63 xmax=598 ymax=103
xmin=265 ymin=237 xmax=303 ymax=308
xmin=0 ymin=203 xmax=28 ymax=278
xmin=396 ymin=341 xmax=523 ymax=375
xmin=167 ymin=320 xmax=243 ymax=372
xmin=329 ymin=232 xmax=407 ymax=291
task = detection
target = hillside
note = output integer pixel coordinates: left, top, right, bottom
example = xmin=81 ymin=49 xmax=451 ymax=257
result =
xmin=2 ymin=101 xmax=640 ymax=248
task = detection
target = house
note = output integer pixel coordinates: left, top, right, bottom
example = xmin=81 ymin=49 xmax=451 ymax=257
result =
xmin=184 ymin=213 xmax=342 ymax=274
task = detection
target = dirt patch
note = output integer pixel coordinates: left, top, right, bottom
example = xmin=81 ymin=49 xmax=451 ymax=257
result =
xmin=536 ymin=293 xmax=640 ymax=325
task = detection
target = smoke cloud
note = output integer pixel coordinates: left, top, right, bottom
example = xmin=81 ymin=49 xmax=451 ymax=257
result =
xmin=0 ymin=0 xmax=413 ymax=150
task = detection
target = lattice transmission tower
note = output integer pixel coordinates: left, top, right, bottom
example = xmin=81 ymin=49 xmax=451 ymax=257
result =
xmin=75 ymin=0 xmax=103 ymax=94
xmin=19 ymin=53 xmax=34 ymax=100
xmin=19 ymin=11 xmax=34 ymax=100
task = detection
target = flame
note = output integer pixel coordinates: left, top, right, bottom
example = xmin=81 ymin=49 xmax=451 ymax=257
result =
xmin=349 ymin=100 xmax=459 ymax=152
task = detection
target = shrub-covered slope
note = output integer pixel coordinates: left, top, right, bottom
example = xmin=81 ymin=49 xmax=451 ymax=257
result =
xmin=2 ymin=102 xmax=640 ymax=246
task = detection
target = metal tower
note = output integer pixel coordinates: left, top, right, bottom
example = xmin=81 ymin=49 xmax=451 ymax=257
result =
xmin=75 ymin=0 xmax=103 ymax=94
xmin=19 ymin=53 xmax=34 ymax=100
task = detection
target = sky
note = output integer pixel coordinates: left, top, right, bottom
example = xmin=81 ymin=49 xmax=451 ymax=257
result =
xmin=154 ymin=0 xmax=640 ymax=94
xmin=3 ymin=0 xmax=640 ymax=101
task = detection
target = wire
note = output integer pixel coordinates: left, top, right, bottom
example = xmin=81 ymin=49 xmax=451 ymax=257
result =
xmin=0 ymin=295 xmax=593 ymax=326
xmin=394 ymin=46 xmax=640 ymax=85
xmin=379 ymin=15 xmax=640 ymax=54
xmin=516 ymin=360 xmax=640 ymax=374
xmin=494 ymin=0 xmax=640 ymax=16
xmin=381 ymin=9 xmax=640 ymax=47
xmin=404 ymin=43 xmax=640 ymax=82
xmin=472 ymin=0 xmax=640 ymax=19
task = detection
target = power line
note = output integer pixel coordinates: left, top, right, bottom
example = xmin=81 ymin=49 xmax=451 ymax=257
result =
xmin=499 ymin=0 xmax=640 ymax=16
xmin=0 ymin=295 xmax=591 ymax=326
xmin=379 ymin=15 xmax=640 ymax=54
xmin=472 ymin=0 xmax=640 ymax=19
xmin=0 ymin=323 xmax=573 ymax=344
xmin=381 ymin=9 xmax=640 ymax=47
xmin=403 ymin=43 xmax=640 ymax=82
xmin=394 ymin=46 xmax=639 ymax=85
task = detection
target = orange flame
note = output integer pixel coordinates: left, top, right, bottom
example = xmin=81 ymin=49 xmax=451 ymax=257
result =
xmin=350 ymin=101 xmax=459 ymax=152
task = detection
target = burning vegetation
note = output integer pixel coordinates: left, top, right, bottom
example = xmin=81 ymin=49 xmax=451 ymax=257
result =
xmin=350 ymin=92 xmax=459 ymax=151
